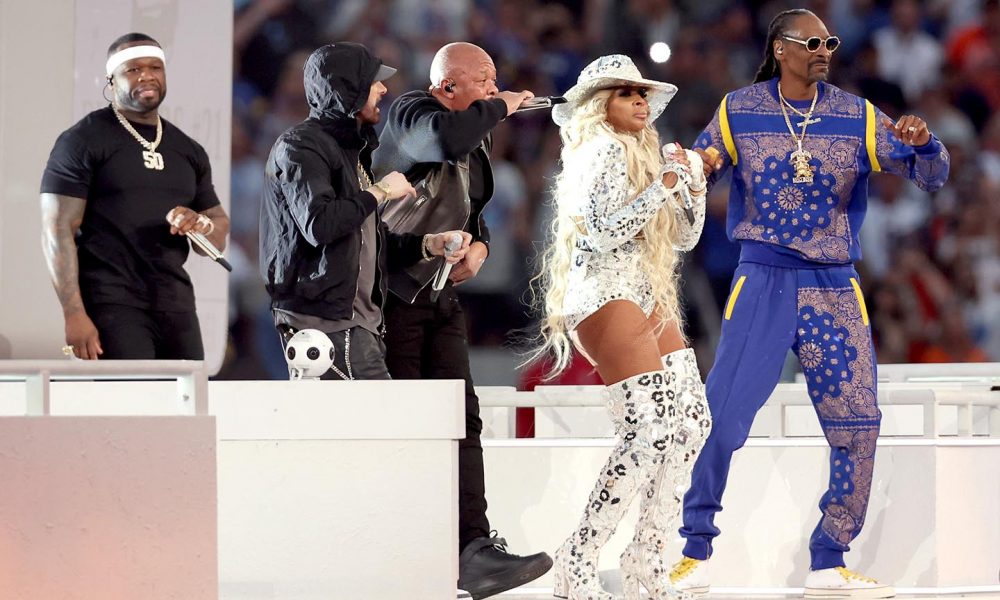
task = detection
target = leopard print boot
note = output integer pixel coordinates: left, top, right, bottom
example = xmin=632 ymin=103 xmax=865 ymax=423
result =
xmin=553 ymin=368 xmax=682 ymax=599
xmin=619 ymin=349 xmax=711 ymax=600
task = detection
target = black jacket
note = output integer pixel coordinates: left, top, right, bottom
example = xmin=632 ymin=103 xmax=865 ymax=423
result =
xmin=372 ymin=91 xmax=508 ymax=302
xmin=260 ymin=43 xmax=421 ymax=321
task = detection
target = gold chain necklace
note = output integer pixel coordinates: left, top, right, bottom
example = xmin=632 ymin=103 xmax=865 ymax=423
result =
xmin=356 ymin=162 xmax=372 ymax=188
xmin=112 ymin=104 xmax=164 ymax=170
xmin=777 ymin=83 xmax=819 ymax=184
xmin=779 ymin=92 xmax=814 ymax=119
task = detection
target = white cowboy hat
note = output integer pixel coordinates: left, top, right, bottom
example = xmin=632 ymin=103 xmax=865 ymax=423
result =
xmin=552 ymin=54 xmax=678 ymax=127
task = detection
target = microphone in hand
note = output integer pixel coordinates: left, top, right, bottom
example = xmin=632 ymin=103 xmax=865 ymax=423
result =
xmin=661 ymin=143 xmax=697 ymax=226
xmin=512 ymin=96 xmax=567 ymax=114
xmin=166 ymin=208 xmax=232 ymax=272
xmin=187 ymin=230 xmax=233 ymax=272
xmin=430 ymin=233 xmax=464 ymax=301
xmin=444 ymin=232 xmax=464 ymax=255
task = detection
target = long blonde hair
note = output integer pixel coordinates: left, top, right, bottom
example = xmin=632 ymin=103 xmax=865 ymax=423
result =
xmin=529 ymin=88 xmax=684 ymax=377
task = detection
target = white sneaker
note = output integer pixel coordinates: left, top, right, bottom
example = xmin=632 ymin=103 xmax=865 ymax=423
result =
xmin=669 ymin=556 xmax=710 ymax=595
xmin=804 ymin=566 xmax=895 ymax=598
xmin=456 ymin=588 xmax=472 ymax=599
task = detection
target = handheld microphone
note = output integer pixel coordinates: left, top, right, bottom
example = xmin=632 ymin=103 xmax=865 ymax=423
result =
xmin=513 ymin=96 xmax=567 ymax=114
xmin=167 ymin=210 xmax=232 ymax=272
xmin=429 ymin=233 xmax=464 ymax=302
xmin=662 ymin=143 xmax=697 ymax=226
xmin=187 ymin=231 xmax=233 ymax=272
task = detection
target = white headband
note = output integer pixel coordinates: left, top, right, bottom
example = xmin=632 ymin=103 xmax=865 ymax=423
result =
xmin=105 ymin=45 xmax=166 ymax=77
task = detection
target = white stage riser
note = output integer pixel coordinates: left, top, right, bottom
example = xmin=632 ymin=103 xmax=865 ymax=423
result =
xmin=218 ymin=439 xmax=457 ymax=599
xmin=212 ymin=381 xmax=465 ymax=600
xmin=480 ymin=442 xmax=1000 ymax=589
xmin=0 ymin=380 xmax=465 ymax=600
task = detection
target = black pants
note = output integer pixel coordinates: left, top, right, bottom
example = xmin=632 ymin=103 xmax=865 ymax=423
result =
xmin=383 ymin=285 xmax=490 ymax=550
xmin=320 ymin=327 xmax=391 ymax=380
xmin=88 ymin=303 xmax=204 ymax=359
xmin=276 ymin=324 xmax=391 ymax=380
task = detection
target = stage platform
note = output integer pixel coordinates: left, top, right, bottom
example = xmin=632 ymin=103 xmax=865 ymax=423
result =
xmin=0 ymin=361 xmax=996 ymax=599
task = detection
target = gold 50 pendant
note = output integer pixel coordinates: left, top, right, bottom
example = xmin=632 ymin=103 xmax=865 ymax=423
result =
xmin=143 ymin=150 xmax=164 ymax=170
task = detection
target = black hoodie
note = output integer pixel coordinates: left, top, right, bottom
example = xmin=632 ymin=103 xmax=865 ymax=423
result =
xmin=260 ymin=43 xmax=422 ymax=322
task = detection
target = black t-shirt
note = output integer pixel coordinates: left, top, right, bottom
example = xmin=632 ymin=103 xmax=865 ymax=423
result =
xmin=40 ymin=106 xmax=220 ymax=311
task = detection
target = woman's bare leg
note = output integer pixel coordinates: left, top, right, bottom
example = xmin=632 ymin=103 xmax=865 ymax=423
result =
xmin=573 ymin=300 xmax=664 ymax=384
xmin=649 ymin=310 xmax=687 ymax=357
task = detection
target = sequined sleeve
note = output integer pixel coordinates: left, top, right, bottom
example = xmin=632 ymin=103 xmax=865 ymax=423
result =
xmin=671 ymin=188 xmax=706 ymax=252
xmin=667 ymin=149 xmax=706 ymax=252
xmin=693 ymin=102 xmax=732 ymax=189
xmin=873 ymin=106 xmax=950 ymax=192
xmin=579 ymin=139 xmax=671 ymax=252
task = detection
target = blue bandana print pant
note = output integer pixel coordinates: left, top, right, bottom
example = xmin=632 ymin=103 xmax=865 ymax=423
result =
xmin=679 ymin=262 xmax=880 ymax=570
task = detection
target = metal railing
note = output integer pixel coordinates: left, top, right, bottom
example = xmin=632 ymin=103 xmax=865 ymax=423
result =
xmin=478 ymin=363 xmax=1000 ymax=438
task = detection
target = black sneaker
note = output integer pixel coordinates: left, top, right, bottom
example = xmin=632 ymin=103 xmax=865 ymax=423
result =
xmin=457 ymin=532 xmax=553 ymax=600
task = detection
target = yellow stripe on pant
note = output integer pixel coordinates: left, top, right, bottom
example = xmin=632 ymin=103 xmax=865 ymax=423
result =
xmin=723 ymin=275 xmax=747 ymax=321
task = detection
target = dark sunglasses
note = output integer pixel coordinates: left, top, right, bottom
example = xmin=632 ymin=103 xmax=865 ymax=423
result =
xmin=781 ymin=35 xmax=841 ymax=53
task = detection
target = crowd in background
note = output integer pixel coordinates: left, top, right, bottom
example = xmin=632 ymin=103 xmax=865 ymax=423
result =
xmin=220 ymin=0 xmax=1000 ymax=382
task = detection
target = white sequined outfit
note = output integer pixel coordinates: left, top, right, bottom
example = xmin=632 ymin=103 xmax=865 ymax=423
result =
xmin=561 ymin=135 xmax=707 ymax=333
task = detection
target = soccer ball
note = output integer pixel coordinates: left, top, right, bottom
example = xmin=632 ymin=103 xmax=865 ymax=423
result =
xmin=284 ymin=329 xmax=334 ymax=380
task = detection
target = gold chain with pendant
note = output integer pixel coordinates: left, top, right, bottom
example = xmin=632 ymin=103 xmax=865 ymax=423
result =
xmin=112 ymin=104 xmax=164 ymax=170
xmin=356 ymin=162 xmax=372 ymax=188
xmin=777 ymin=82 xmax=818 ymax=184
xmin=779 ymin=93 xmax=812 ymax=119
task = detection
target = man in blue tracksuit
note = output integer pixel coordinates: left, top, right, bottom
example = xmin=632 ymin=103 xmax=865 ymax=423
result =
xmin=668 ymin=9 xmax=950 ymax=599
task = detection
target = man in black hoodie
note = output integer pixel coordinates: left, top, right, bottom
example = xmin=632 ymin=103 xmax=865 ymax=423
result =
xmin=260 ymin=43 xmax=470 ymax=379
xmin=373 ymin=42 xmax=551 ymax=599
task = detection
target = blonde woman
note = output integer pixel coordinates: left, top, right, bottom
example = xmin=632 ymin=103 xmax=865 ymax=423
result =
xmin=537 ymin=55 xmax=712 ymax=600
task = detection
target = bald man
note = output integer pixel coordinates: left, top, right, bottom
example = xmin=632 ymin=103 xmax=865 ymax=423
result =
xmin=373 ymin=42 xmax=551 ymax=599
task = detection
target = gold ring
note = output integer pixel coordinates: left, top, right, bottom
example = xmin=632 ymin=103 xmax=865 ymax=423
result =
xmin=61 ymin=345 xmax=74 ymax=356
xmin=907 ymin=126 xmax=917 ymax=132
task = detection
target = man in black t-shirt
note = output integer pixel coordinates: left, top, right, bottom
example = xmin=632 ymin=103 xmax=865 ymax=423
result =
xmin=40 ymin=33 xmax=229 ymax=360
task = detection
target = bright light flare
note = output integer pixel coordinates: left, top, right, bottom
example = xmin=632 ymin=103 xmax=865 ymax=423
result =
xmin=650 ymin=42 xmax=671 ymax=64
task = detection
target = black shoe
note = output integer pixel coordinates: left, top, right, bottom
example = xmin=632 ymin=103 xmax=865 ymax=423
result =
xmin=457 ymin=532 xmax=553 ymax=600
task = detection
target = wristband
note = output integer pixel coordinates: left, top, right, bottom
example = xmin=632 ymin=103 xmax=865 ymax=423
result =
xmin=374 ymin=180 xmax=392 ymax=200
xmin=421 ymin=234 xmax=434 ymax=261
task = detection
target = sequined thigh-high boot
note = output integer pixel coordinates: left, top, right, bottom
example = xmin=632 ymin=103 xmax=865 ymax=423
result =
xmin=553 ymin=370 xmax=678 ymax=600
xmin=620 ymin=349 xmax=712 ymax=600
